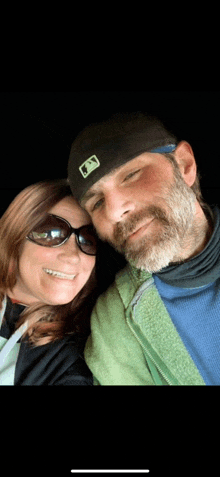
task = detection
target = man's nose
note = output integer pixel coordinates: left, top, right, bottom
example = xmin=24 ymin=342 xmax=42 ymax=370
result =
xmin=105 ymin=190 xmax=135 ymax=223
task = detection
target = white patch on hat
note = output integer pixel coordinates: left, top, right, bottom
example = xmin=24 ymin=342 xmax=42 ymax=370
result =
xmin=79 ymin=155 xmax=100 ymax=178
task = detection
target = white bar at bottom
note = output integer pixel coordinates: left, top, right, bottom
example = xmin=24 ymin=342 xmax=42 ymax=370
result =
xmin=71 ymin=471 xmax=150 ymax=473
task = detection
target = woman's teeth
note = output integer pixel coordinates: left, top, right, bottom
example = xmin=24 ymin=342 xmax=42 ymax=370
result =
xmin=43 ymin=268 xmax=76 ymax=280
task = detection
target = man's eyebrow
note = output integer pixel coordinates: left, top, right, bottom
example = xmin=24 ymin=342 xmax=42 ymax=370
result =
xmin=80 ymin=190 xmax=99 ymax=207
xmin=80 ymin=164 xmax=127 ymax=207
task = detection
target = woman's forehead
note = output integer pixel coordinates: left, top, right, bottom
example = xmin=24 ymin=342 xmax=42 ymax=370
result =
xmin=49 ymin=196 xmax=91 ymax=227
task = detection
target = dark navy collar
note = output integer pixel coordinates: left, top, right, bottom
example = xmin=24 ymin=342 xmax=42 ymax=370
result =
xmin=154 ymin=206 xmax=220 ymax=288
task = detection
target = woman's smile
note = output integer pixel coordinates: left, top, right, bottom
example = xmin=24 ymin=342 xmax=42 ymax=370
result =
xmin=43 ymin=268 xmax=76 ymax=280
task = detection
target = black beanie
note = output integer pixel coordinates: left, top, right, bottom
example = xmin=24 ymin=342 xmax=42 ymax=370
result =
xmin=68 ymin=112 xmax=177 ymax=202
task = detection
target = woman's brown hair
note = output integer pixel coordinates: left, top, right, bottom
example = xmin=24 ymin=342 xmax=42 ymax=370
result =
xmin=0 ymin=179 xmax=100 ymax=346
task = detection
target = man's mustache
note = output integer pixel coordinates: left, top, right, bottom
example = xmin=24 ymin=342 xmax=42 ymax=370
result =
xmin=113 ymin=205 xmax=170 ymax=245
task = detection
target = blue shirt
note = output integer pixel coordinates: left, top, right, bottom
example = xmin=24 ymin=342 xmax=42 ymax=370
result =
xmin=153 ymin=275 xmax=220 ymax=385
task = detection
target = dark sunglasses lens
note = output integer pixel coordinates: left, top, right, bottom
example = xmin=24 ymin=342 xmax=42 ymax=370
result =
xmin=28 ymin=215 xmax=69 ymax=246
xmin=78 ymin=225 xmax=98 ymax=255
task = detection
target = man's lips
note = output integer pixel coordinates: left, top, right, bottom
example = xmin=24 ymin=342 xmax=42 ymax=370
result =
xmin=126 ymin=218 xmax=155 ymax=242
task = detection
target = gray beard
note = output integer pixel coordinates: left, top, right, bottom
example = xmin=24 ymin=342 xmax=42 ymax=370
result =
xmin=108 ymin=170 xmax=197 ymax=273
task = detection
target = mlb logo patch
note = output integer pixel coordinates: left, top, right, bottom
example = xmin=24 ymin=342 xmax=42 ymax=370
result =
xmin=79 ymin=155 xmax=100 ymax=178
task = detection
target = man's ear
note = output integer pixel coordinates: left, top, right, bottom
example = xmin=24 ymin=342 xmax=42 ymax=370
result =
xmin=174 ymin=141 xmax=197 ymax=187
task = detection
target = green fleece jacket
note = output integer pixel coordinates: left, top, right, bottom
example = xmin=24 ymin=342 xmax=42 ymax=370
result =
xmin=84 ymin=264 xmax=205 ymax=385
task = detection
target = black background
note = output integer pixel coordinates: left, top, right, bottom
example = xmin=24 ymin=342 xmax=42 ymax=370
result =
xmin=1 ymin=91 xmax=220 ymax=216
xmin=1 ymin=92 xmax=219 ymax=476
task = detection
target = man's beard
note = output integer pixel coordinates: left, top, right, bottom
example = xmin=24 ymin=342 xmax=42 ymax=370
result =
xmin=106 ymin=168 xmax=197 ymax=273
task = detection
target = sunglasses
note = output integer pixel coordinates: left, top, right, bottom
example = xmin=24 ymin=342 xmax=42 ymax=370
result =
xmin=27 ymin=214 xmax=98 ymax=256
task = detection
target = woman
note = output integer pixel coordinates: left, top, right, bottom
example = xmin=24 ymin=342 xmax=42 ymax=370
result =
xmin=0 ymin=179 xmax=125 ymax=385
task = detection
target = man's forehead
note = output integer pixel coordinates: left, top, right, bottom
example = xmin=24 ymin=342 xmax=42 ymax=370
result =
xmin=80 ymin=168 xmax=118 ymax=206
xmin=80 ymin=156 xmax=142 ymax=206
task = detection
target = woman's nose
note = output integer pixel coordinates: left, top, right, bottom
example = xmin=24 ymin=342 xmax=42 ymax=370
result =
xmin=57 ymin=234 xmax=81 ymax=263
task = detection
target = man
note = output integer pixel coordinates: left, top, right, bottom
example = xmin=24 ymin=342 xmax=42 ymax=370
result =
xmin=68 ymin=112 xmax=220 ymax=385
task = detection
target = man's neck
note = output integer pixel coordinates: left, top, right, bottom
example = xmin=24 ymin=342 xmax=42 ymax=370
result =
xmin=172 ymin=203 xmax=214 ymax=265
